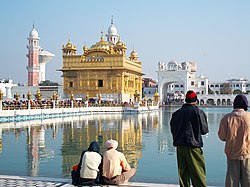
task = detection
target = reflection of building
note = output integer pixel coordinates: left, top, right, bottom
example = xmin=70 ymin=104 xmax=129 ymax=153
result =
xmin=27 ymin=127 xmax=39 ymax=176
xmin=0 ymin=126 xmax=2 ymax=153
xmin=0 ymin=113 xmax=163 ymax=178
xmin=61 ymin=114 xmax=143 ymax=176
xmin=157 ymin=108 xmax=175 ymax=153
xmin=26 ymin=125 xmax=54 ymax=177
xmin=61 ymin=19 xmax=143 ymax=102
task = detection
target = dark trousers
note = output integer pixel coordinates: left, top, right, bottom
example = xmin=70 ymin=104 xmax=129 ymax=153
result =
xmin=176 ymin=146 xmax=207 ymax=187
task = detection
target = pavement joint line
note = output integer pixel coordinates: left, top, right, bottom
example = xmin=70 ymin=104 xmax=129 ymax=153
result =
xmin=0 ymin=175 xmax=180 ymax=187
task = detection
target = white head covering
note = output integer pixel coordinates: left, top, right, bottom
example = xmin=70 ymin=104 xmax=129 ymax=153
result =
xmin=106 ymin=139 xmax=118 ymax=150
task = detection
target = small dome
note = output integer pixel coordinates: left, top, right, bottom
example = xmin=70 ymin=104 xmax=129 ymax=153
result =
xmin=63 ymin=38 xmax=76 ymax=52
xmin=108 ymin=24 xmax=118 ymax=35
xmin=168 ymin=60 xmax=178 ymax=70
xmin=29 ymin=28 xmax=39 ymax=38
xmin=83 ymin=45 xmax=88 ymax=52
xmin=154 ymin=91 xmax=160 ymax=97
xmin=66 ymin=41 xmax=73 ymax=48
xmin=168 ymin=60 xmax=178 ymax=66
xmin=130 ymin=49 xmax=138 ymax=58
xmin=90 ymin=37 xmax=110 ymax=52
xmin=114 ymin=39 xmax=126 ymax=49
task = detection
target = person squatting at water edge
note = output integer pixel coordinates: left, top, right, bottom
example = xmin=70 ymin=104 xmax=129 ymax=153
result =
xmin=101 ymin=139 xmax=136 ymax=185
xmin=218 ymin=94 xmax=250 ymax=187
xmin=71 ymin=141 xmax=102 ymax=186
xmin=170 ymin=90 xmax=209 ymax=187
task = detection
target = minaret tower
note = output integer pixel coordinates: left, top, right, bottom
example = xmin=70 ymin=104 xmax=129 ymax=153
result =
xmin=106 ymin=17 xmax=119 ymax=45
xmin=27 ymin=24 xmax=40 ymax=86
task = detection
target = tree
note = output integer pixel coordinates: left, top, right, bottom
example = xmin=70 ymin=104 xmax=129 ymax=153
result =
xmin=39 ymin=80 xmax=59 ymax=86
xmin=220 ymin=83 xmax=232 ymax=94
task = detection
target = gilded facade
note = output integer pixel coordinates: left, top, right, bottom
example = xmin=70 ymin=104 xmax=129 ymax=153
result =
xmin=61 ymin=21 xmax=143 ymax=103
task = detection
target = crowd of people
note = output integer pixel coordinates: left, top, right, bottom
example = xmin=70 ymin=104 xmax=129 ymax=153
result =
xmin=1 ymin=99 xmax=149 ymax=110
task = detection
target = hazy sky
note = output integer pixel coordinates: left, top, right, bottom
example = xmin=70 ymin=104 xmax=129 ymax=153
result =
xmin=1 ymin=0 xmax=250 ymax=84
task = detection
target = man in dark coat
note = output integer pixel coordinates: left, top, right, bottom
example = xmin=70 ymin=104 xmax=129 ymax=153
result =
xmin=170 ymin=90 xmax=209 ymax=187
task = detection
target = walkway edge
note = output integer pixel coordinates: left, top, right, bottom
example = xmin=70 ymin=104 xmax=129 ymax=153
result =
xmin=0 ymin=175 xmax=179 ymax=186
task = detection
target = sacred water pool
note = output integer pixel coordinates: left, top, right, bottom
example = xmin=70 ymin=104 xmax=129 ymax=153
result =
xmin=0 ymin=107 xmax=231 ymax=186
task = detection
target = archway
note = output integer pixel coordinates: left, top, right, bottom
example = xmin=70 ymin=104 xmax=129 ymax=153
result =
xmin=161 ymin=81 xmax=185 ymax=105
xmin=217 ymin=99 xmax=221 ymax=106
xmin=207 ymin=99 xmax=215 ymax=105
xmin=222 ymin=99 xmax=226 ymax=106
xmin=157 ymin=64 xmax=189 ymax=103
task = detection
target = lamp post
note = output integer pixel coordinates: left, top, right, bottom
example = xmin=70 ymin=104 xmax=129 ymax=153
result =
xmin=27 ymin=91 xmax=32 ymax=110
xmin=0 ymin=90 xmax=3 ymax=110
xmin=36 ymin=90 xmax=42 ymax=101
xmin=15 ymin=92 xmax=20 ymax=109
xmin=133 ymin=90 xmax=140 ymax=108
xmin=98 ymin=93 xmax=102 ymax=106
xmin=153 ymin=91 xmax=160 ymax=106
xmin=70 ymin=91 xmax=74 ymax=108
xmin=134 ymin=90 xmax=140 ymax=102
xmin=85 ymin=93 xmax=89 ymax=107
xmin=52 ymin=92 xmax=58 ymax=109
xmin=15 ymin=92 xmax=20 ymax=101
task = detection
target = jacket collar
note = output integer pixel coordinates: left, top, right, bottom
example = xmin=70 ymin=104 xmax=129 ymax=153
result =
xmin=233 ymin=108 xmax=246 ymax=112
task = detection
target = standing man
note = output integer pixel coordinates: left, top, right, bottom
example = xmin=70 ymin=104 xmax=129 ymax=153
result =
xmin=170 ymin=90 xmax=209 ymax=187
xmin=218 ymin=94 xmax=250 ymax=187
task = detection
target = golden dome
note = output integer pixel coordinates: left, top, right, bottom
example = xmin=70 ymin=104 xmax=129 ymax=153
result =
xmin=130 ymin=49 xmax=138 ymax=58
xmin=83 ymin=45 xmax=88 ymax=52
xmin=115 ymin=38 xmax=126 ymax=49
xmin=90 ymin=35 xmax=110 ymax=52
xmin=63 ymin=38 xmax=76 ymax=50
xmin=154 ymin=91 xmax=160 ymax=97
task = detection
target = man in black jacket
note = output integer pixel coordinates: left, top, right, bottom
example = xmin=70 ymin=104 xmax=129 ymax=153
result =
xmin=170 ymin=90 xmax=209 ymax=187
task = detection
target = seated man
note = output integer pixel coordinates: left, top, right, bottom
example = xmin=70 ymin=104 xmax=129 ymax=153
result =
xmin=102 ymin=139 xmax=136 ymax=185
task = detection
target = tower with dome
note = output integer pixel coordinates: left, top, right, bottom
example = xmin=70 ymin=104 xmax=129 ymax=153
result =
xmin=26 ymin=24 xmax=55 ymax=86
xmin=61 ymin=19 xmax=143 ymax=103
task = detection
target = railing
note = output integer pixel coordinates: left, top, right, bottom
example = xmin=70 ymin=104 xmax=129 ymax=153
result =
xmin=0 ymin=100 xmax=159 ymax=111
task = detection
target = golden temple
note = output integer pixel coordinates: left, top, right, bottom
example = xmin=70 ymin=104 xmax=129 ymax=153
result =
xmin=61 ymin=20 xmax=143 ymax=103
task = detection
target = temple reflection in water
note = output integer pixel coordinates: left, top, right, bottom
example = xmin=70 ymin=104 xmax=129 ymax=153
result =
xmin=61 ymin=113 xmax=144 ymax=177
xmin=0 ymin=108 xmax=231 ymax=185
xmin=0 ymin=111 xmax=162 ymax=177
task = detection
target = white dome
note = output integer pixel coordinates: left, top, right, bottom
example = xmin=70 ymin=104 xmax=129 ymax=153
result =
xmin=29 ymin=28 xmax=39 ymax=38
xmin=168 ymin=60 xmax=178 ymax=66
xmin=108 ymin=24 xmax=117 ymax=35
xmin=168 ymin=60 xmax=178 ymax=70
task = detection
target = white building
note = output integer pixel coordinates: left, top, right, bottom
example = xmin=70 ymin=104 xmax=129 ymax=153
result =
xmin=157 ymin=60 xmax=208 ymax=103
xmin=0 ymin=78 xmax=16 ymax=99
xmin=209 ymin=78 xmax=250 ymax=94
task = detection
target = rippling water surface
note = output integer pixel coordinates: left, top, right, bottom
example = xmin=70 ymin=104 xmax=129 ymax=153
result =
xmin=0 ymin=107 xmax=232 ymax=185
